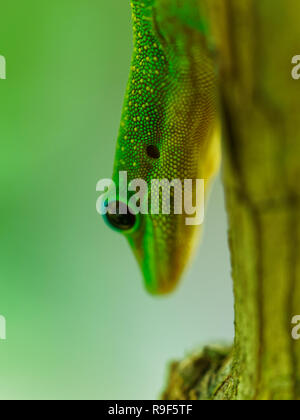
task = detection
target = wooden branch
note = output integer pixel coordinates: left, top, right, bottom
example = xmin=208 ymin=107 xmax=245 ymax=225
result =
xmin=163 ymin=0 xmax=300 ymax=400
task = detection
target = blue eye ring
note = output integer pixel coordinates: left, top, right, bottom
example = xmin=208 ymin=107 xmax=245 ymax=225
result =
xmin=103 ymin=200 xmax=140 ymax=234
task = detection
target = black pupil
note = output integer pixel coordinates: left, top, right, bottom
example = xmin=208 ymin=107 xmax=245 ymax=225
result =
xmin=105 ymin=201 xmax=136 ymax=231
xmin=146 ymin=145 xmax=160 ymax=159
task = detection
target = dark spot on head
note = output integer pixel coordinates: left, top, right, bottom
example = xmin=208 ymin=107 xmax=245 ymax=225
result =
xmin=146 ymin=145 xmax=160 ymax=159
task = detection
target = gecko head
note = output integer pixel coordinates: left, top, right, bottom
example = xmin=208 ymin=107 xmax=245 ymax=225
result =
xmin=102 ymin=0 xmax=220 ymax=295
xmin=103 ymin=189 xmax=203 ymax=296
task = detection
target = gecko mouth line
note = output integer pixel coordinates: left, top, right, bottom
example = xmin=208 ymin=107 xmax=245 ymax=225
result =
xmin=96 ymin=171 xmax=205 ymax=226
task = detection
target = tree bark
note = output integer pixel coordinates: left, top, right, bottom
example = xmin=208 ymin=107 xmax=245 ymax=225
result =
xmin=163 ymin=0 xmax=300 ymax=400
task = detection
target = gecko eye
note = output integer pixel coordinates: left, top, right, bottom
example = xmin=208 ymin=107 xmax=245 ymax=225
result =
xmin=146 ymin=145 xmax=160 ymax=159
xmin=104 ymin=201 xmax=137 ymax=232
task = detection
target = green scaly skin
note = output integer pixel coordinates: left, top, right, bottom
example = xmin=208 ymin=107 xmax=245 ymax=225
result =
xmin=107 ymin=0 xmax=221 ymax=295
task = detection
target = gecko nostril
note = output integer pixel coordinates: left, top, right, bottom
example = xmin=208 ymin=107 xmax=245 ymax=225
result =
xmin=146 ymin=145 xmax=160 ymax=159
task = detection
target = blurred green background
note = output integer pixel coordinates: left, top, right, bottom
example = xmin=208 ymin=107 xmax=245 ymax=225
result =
xmin=0 ymin=0 xmax=233 ymax=399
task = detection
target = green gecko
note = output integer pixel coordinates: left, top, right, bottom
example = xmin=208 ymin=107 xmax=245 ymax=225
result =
xmin=103 ymin=0 xmax=221 ymax=295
